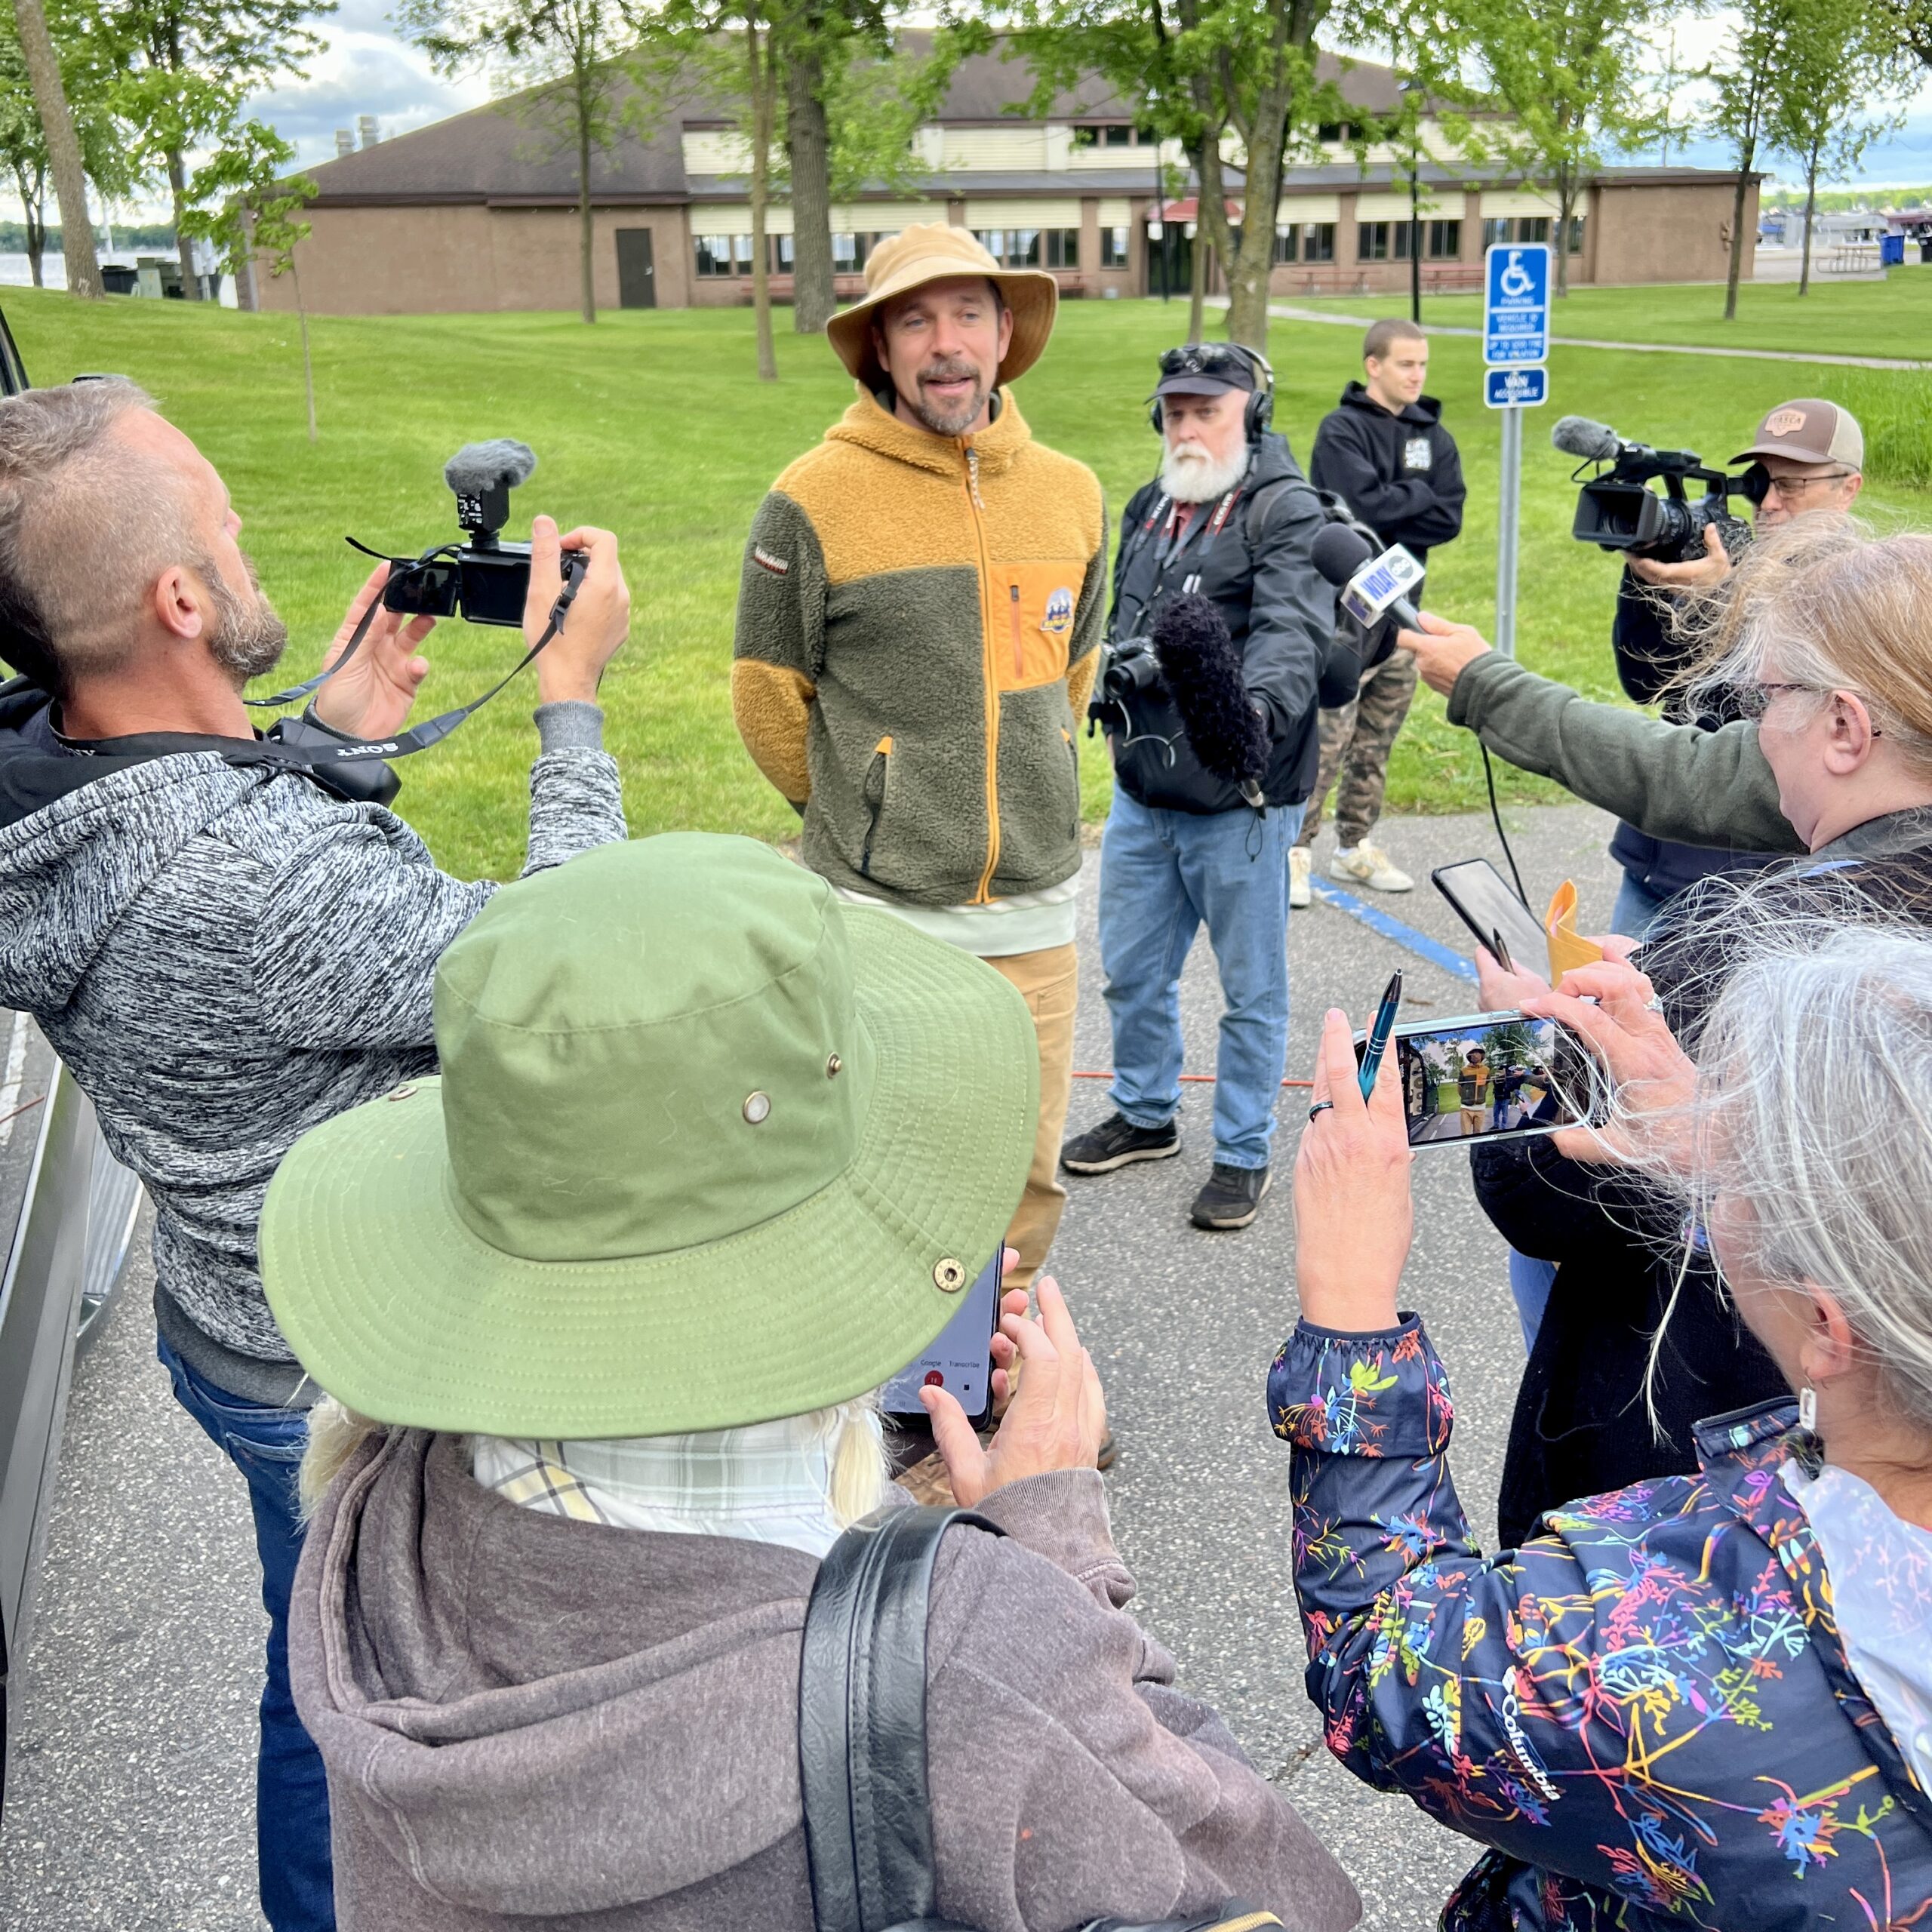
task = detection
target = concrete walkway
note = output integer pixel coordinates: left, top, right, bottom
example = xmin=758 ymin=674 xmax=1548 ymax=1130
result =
xmin=1264 ymin=301 xmax=1932 ymax=372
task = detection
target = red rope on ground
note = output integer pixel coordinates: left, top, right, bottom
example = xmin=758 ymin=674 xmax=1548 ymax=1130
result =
xmin=1072 ymin=1071 xmax=1315 ymax=1088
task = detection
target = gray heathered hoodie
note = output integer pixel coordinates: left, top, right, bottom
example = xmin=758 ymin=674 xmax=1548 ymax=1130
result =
xmin=291 ymin=1431 xmax=1364 ymax=1932
xmin=0 ymin=706 xmax=624 ymax=1397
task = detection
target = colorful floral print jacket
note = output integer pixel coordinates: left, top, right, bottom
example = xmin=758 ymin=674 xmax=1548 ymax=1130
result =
xmin=1269 ymin=1315 xmax=1932 ymax=1931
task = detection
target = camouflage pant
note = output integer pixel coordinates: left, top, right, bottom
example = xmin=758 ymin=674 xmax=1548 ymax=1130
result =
xmin=1298 ymin=648 xmax=1419 ymax=850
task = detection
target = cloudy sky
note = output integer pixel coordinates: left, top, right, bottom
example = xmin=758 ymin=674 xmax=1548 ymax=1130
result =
xmin=60 ymin=1 xmax=1932 ymax=225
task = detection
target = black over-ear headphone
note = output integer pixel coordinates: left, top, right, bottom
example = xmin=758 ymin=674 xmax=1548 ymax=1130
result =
xmin=1148 ymin=343 xmax=1276 ymax=441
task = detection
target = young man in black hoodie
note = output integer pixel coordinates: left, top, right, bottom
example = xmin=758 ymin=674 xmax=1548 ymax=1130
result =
xmin=1295 ymin=320 xmax=1463 ymax=905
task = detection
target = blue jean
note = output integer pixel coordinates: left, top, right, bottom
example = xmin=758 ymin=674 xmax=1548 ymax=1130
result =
xmin=1508 ymin=1249 xmax=1558 ymax=1354
xmin=1099 ymin=789 xmax=1303 ymax=1168
xmin=158 ymin=1336 xmax=334 ymax=1931
xmin=1611 ymin=869 xmax=1669 ymax=941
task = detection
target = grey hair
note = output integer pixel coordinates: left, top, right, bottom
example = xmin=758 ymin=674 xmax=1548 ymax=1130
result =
xmin=1659 ymin=919 xmax=1932 ymax=1435
xmin=1681 ymin=519 xmax=1932 ymax=783
xmin=0 ymin=377 xmax=198 ymax=700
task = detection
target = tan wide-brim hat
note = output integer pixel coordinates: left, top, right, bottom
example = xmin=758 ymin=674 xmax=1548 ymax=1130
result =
xmin=827 ymin=223 xmax=1058 ymax=390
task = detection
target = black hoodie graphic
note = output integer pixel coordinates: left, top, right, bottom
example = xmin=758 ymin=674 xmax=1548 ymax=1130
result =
xmin=1309 ymin=382 xmax=1466 ymax=570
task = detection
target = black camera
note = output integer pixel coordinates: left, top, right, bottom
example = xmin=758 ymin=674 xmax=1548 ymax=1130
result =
xmin=1095 ymin=635 xmax=1164 ymax=709
xmin=1553 ymin=416 xmax=1753 ymax=566
xmin=381 ymin=440 xmax=538 ymax=626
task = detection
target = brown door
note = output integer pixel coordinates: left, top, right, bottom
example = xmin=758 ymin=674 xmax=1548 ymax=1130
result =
xmin=617 ymin=229 xmax=657 ymax=309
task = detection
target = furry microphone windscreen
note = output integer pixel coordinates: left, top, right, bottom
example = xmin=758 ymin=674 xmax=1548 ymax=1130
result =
xmin=1151 ymin=594 xmax=1270 ymax=785
xmin=443 ymin=439 xmax=538 ymax=495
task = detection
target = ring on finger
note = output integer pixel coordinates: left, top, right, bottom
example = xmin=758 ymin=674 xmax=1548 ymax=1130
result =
xmin=1307 ymin=1100 xmax=1336 ymax=1121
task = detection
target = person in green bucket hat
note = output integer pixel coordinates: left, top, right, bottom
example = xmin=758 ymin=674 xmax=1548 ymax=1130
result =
xmin=266 ymin=831 xmax=1359 ymax=1932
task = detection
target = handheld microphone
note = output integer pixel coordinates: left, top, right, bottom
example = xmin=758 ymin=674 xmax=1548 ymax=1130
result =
xmin=1310 ymin=523 xmax=1425 ymax=632
xmin=1550 ymin=415 xmax=1626 ymax=463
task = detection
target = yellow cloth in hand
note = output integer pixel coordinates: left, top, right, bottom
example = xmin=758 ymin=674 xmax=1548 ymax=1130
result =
xmin=1545 ymin=879 xmax=1605 ymax=980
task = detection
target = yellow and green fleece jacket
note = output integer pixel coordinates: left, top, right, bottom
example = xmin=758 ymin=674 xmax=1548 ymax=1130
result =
xmin=732 ymin=387 xmax=1106 ymax=909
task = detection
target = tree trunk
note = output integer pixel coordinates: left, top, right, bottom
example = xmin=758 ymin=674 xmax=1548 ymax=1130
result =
xmin=1722 ymin=135 xmax=1753 ymax=321
xmin=168 ymin=149 xmax=202 ymax=299
xmin=748 ymin=16 xmax=777 ymax=382
xmin=292 ymin=256 xmax=317 ymax=442
xmin=13 ymin=165 xmax=45 ymax=287
xmin=12 ymin=0 xmax=102 ymax=299
xmin=577 ymin=66 xmax=596 ymax=324
xmin=1555 ymin=171 xmax=1577 ymax=299
xmin=1186 ymin=151 xmax=1208 ymax=341
xmin=786 ymin=30 xmax=835 ymax=334
xmin=1798 ymin=133 xmax=1820 ymax=296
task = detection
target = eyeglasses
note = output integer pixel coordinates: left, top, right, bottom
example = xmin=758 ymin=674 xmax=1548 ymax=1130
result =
xmin=1744 ymin=466 xmax=1858 ymax=504
xmin=1158 ymin=342 xmax=1275 ymax=384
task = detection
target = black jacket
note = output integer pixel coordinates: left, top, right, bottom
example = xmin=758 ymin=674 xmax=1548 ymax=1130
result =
xmin=1605 ymin=571 xmax=1777 ymax=901
xmin=1308 ymin=384 xmax=1464 ymax=569
xmin=1475 ymin=810 xmax=1932 ymax=1546
xmin=1104 ymin=432 xmax=1332 ymax=815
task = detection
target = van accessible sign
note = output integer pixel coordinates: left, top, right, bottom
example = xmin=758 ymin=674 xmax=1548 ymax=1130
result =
xmin=1484 ymin=366 xmax=1548 ymax=408
xmin=1483 ymin=242 xmax=1551 ymax=365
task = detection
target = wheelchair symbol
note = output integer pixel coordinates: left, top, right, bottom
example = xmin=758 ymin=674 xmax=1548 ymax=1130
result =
xmin=1499 ymin=252 xmax=1536 ymax=300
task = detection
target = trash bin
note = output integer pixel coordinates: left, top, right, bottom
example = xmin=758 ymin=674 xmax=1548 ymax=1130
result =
xmin=100 ymin=264 xmax=137 ymax=296
xmin=1880 ymin=233 xmax=1905 ymax=266
xmin=1921 ymin=240 xmax=1932 ymax=266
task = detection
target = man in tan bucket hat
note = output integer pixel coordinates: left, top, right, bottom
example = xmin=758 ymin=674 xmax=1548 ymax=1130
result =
xmin=734 ymin=223 xmax=1106 ymax=1305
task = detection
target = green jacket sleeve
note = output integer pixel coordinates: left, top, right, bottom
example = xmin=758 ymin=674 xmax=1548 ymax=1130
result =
xmin=1447 ymin=652 xmax=1804 ymax=855
xmin=732 ymin=492 xmax=827 ymax=809
xmin=1065 ymin=517 xmax=1107 ymax=721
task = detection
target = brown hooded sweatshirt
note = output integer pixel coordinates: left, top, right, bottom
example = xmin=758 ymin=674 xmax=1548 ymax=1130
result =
xmin=290 ymin=1429 xmax=1361 ymax=1932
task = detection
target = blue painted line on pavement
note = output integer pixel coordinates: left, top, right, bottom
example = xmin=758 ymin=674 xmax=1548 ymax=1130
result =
xmin=1308 ymin=878 xmax=1479 ymax=983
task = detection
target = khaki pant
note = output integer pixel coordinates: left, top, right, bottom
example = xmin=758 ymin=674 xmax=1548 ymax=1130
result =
xmin=1299 ymin=648 xmax=1420 ymax=851
xmin=983 ymin=943 xmax=1078 ymax=1290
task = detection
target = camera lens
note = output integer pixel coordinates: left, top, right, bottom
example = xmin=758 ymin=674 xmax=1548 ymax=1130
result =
xmin=383 ymin=560 xmax=460 ymax=618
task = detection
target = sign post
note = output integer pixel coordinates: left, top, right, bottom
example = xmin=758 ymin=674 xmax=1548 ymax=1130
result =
xmin=1481 ymin=242 xmax=1551 ymax=657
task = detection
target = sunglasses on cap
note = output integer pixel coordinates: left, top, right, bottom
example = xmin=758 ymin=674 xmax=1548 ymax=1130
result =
xmin=1157 ymin=342 xmax=1275 ymax=385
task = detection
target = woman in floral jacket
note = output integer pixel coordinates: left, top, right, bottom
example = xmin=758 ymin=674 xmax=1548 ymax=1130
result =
xmin=1274 ymin=931 xmax=1932 ymax=1931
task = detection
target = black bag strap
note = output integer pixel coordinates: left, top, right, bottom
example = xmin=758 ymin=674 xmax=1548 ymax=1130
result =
xmin=798 ymin=1503 xmax=1281 ymax=1932
xmin=801 ymin=1506 xmax=1001 ymax=1932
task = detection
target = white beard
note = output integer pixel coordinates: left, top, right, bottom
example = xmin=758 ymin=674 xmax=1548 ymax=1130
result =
xmin=1160 ymin=439 xmax=1251 ymax=504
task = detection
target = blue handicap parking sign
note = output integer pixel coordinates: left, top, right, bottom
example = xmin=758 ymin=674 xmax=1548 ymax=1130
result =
xmin=1484 ymin=243 xmax=1551 ymax=365
xmin=1484 ymin=365 xmax=1548 ymax=408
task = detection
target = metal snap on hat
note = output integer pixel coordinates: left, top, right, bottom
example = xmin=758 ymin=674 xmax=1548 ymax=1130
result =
xmin=1732 ymin=398 xmax=1864 ymax=471
xmin=257 ymin=833 xmax=1038 ymax=1438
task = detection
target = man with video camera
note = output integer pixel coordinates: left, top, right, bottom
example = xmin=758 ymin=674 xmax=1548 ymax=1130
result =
xmin=1586 ymin=398 xmax=1863 ymax=934
xmin=1060 ymin=343 xmax=1331 ymax=1232
xmin=0 ymin=377 xmax=631 ymax=1931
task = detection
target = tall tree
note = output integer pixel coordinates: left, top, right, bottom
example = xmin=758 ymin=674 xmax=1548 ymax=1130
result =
xmin=9 ymin=0 xmax=104 ymax=297
xmin=108 ymin=0 xmax=331 ymax=300
xmin=1706 ymin=0 xmax=1789 ymax=321
xmin=1439 ymin=0 xmax=1663 ymax=298
xmin=401 ymin=0 xmax=640 ymax=324
xmin=784 ymin=15 xmax=836 ymax=332
xmin=744 ymin=0 xmax=778 ymax=377
xmin=1767 ymin=0 xmax=1912 ymax=294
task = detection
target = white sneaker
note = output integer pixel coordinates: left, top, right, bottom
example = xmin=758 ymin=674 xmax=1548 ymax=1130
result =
xmin=1331 ymin=841 xmax=1414 ymax=893
xmin=1289 ymin=844 xmax=1312 ymax=909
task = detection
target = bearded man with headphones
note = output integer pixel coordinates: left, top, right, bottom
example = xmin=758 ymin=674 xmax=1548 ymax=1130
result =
xmin=1061 ymin=343 xmax=1334 ymax=1232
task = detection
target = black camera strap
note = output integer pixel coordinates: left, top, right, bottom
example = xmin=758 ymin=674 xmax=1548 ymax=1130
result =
xmin=242 ymin=550 xmax=589 ymax=764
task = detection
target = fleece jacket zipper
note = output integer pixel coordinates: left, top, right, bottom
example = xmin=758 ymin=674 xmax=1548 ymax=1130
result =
xmin=963 ymin=438 xmax=1001 ymax=904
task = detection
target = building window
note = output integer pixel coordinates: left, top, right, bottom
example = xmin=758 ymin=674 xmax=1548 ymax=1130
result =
xmin=1392 ymin=221 xmax=1415 ymax=260
xmin=1043 ymin=228 xmax=1080 ymax=269
xmin=1482 ymin=214 xmax=1572 ymax=252
xmin=1317 ymin=121 xmax=1351 ymax=143
xmin=1274 ymin=226 xmax=1297 ymax=263
xmin=1517 ymin=216 xmax=1550 ymax=245
xmin=1358 ymin=221 xmax=1391 ymax=261
xmin=694 ymin=235 xmax=752 ymax=277
xmin=974 ymin=228 xmax=1060 ymax=269
xmin=832 ymin=232 xmax=872 ymax=273
xmin=770 ymin=233 xmax=794 ymax=272
xmin=1300 ymin=222 xmax=1336 ymax=262
xmin=1072 ymin=124 xmax=1137 ymax=147
xmin=1564 ymin=215 xmax=1585 ymax=255
xmin=1427 ymin=218 xmax=1461 ymax=260
xmin=1100 ymin=224 xmax=1130 ymax=267
xmin=1103 ymin=125 xmax=1134 ymax=146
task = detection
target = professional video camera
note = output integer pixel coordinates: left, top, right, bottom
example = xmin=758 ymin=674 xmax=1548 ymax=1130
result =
xmin=374 ymin=440 xmax=542 ymax=626
xmin=1095 ymin=635 xmax=1163 ymax=707
xmin=1553 ymin=415 xmax=1755 ymax=565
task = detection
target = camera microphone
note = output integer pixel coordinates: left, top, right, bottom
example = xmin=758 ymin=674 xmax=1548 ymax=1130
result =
xmin=1551 ymin=415 xmax=1626 ymax=463
xmin=1310 ymin=523 xmax=1425 ymax=633
xmin=444 ymin=439 xmax=537 ymax=496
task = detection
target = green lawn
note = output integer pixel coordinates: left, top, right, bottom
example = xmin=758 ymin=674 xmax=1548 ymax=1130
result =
xmin=1283 ymin=269 xmax=1932 ymax=365
xmin=6 ymin=285 xmax=1929 ymax=877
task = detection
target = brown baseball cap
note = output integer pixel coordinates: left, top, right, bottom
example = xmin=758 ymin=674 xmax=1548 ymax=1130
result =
xmin=1732 ymin=398 xmax=1863 ymax=471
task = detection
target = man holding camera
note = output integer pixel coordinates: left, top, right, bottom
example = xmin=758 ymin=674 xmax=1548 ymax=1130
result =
xmin=1597 ymin=398 xmax=1863 ymax=934
xmin=1060 ymin=344 xmax=1331 ymax=1232
xmin=733 ymin=226 xmax=1105 ymax=1289
xmin=0 ymin=378 xmax=631 ymax=1931
xmin=1293 ymin=319 xmax=1464 ymax=906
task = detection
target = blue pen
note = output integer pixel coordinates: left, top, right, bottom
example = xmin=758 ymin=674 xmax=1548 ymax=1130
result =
xmin=1358 ymin=969 xmax=1403 ymax=1100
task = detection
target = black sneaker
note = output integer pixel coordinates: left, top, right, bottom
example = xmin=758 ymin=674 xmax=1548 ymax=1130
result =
xmin=1190 ymin=1162 xmax=1271 ymax=1231
xmin=1060 ymin=1111 xmax=1180 ymax=1174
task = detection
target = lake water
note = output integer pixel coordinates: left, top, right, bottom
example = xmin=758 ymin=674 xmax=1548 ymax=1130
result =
xmin=0 ymin=254 xmax=240 ymax=306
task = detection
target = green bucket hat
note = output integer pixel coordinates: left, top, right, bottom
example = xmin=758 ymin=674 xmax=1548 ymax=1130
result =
xmin=258 ymin=833 xmax=1038 ymax=1438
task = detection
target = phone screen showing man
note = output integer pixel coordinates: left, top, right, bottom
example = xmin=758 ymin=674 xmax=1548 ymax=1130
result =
xmin=1361 ymin=1011 xmax=1604 ymax=1147
xmin=882 ymin=1252 xmax=1001 ymax=1427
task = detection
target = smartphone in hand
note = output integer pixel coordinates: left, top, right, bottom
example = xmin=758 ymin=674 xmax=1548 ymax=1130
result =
xmin=1356 ymin=1009 xmax=1610 ymax=1149
xmin=882 ymin=1251 xmax=1001 ymax=1429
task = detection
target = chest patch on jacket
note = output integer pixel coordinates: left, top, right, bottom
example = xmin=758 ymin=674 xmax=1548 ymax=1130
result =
xmin=1042 ymin=586 xmax=1075 ymax=636
xmin=754 ymin=546 xmax=790 ymax=576
xmin=1402 ymin=437 xmax=1433 ymax=472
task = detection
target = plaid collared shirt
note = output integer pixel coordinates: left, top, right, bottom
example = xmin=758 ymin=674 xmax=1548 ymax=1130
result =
xmin=470 ymin=1410 xmax=869 ymax=1558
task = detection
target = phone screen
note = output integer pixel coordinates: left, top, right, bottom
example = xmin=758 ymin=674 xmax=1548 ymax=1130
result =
xmin=881 ymin=1252 xmax=1001 ymax=1428
xmin=1431 ymin=859 xmax=1552 ymax=981
xmin=1357 ymin=1011 xmax=1605 ymax=1148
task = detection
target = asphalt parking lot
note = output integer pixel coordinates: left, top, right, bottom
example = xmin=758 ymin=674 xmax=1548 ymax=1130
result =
xmin=0 ymin=800 xmax=1626 ymax=1931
